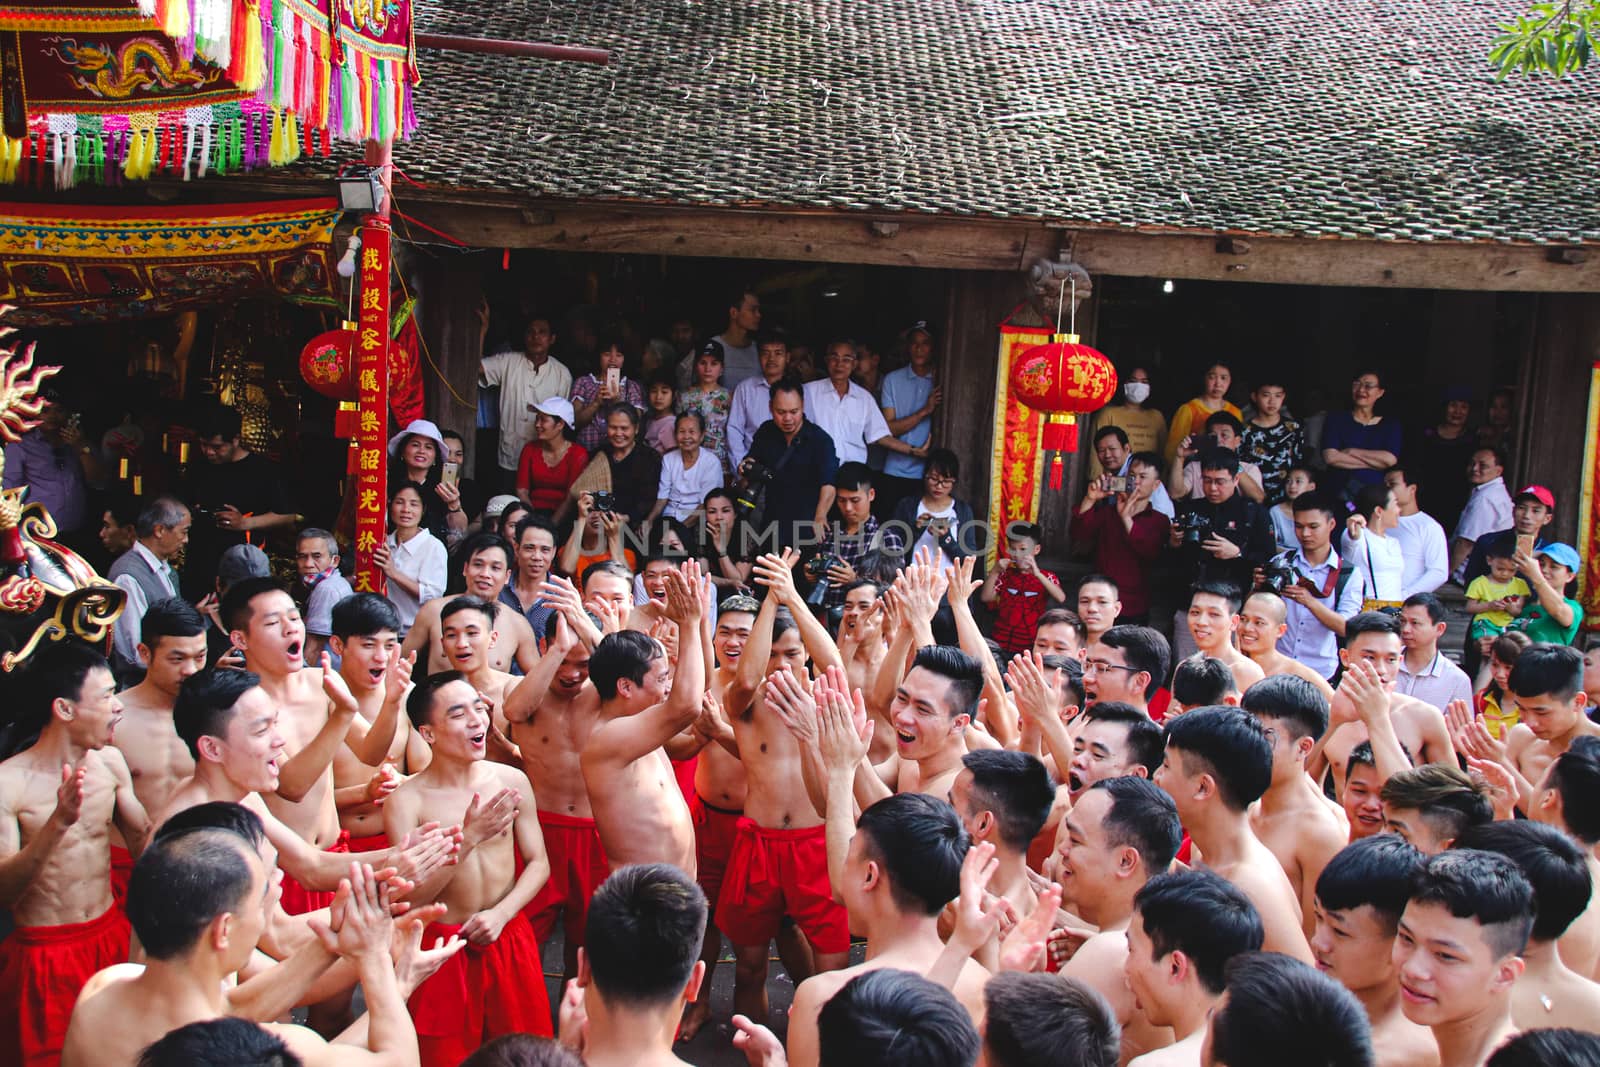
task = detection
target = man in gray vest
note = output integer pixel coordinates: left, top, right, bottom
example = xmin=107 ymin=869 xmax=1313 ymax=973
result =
xmin=109 ymin=495 xmax=191 ymax=683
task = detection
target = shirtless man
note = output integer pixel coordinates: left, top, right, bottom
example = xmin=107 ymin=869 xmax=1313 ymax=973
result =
xmin=329 ymin=594 xmax=427 ymax=853
xmin=1455 ymin=820 xmax=1600 ymax=1034
xmin=1313 ymin=612 xmax=1456 ymax=797
xmin=109 ymin=598 xmax=206 ymax=900
xmin=0 ymin=643 xmax=147 ymax=1067
xmin=435 ymin=596 xmax=523 ymax=761
xmin=1183 ymin=581 xmax=1264 ymax=695
xmin=581 ymin=561 xmax=705 ymax=875
xmin=1052 ymin=777 xmax=1182 ymax=1063
xmin=1310 ymin=835 xmax=1438 ymax=1067
xmin=710 ymin=552 xmax=850 ymax=1025
xmin=1461 ymin=645 xmax=1600 ymax=817
xmin=1124 ymin=869 xmax=1266 ymax=1067
xmin=946 ymin=749 xmax=1054 ymax=969
xmin=836 ymin=579 xmax=888 ymax=705
xmin=677 ymin=593 xmax=758 ymax=1040
xmin=1527 ymin=735 xmax=1600 ymax=979
xmin=156 ymin=668 xmax=455 ymax=937
xmin=403 ymin=533 xmax=538 ymax=675
xmin=1033 ymin=607 xmax=1087 ymax=660
xmin=1155 ymin=705 xmax=1314 ymax=963
xmin=385 ymin=671 xmax=548 ymax=1066
xmin=784 ymin=696 xmax=990 ymax=1067
xmin=1241 ymin=675 xmax=1350 ymax=939
xmin=63 ymin=808 xmax=451 ymax=1067
xmin=222 ymin=578 xmax=403 ymax=917
xmin=1236 ymin=591 xmax=1336 ymax=700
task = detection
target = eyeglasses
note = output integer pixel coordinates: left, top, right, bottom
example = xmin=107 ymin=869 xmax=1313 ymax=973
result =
xmin=926 ymin=474 xmax=955 ymax=487
xmin=1083 ymin=660 xmax=1139 ymax=674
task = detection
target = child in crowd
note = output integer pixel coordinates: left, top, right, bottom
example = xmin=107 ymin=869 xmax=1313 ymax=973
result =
xmin=677 ymin=341 xmax=732 ymax=473
xmin=642 ymin=372 xmax=679 ymax=454
xmin=980 ymin=521 xmax=1066 ymax=656
xmin=1475 ymin=630 xmax=1532 ymax=740
xmin=1465 ymin=545 xmax=1530 ymax=647
xmin=1271 ymin=465 xmax=1317 ymax=552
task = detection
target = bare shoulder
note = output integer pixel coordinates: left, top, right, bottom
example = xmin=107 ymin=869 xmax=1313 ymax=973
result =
xmin=1394 ymin=694 xmax=1445 ymax=725
xmin=794 ymin=966 xmax=853 ymax=1013
xmin=94 ymin=745 xmax=132 ymax=780
xmin=77 ymin=962 xmax=143 ymax=1004
xmin=264 ymin=1022 xmax=331 ymax=1059
xmin=488 ymin=760 xmax=533 ymax=798
xmin=1504 ymin=723 xmax=1537 ymax=757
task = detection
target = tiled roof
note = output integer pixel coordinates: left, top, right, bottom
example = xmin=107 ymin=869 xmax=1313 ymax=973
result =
xmin=393 ymin=0 xmax=1600 ymax=245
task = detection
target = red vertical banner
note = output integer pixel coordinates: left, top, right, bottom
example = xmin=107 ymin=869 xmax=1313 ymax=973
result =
xmin=985 ymin=324 xmax=1051 ymax=572
xmin=353 ymin=219 xmax=391 ymax=595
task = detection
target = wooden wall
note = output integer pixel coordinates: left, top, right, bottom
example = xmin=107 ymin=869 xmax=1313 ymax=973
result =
xmin=1517 ymin=293 xmax=1600 ymax=547
xmin=415 ymin=258 xmax=486 ymax=472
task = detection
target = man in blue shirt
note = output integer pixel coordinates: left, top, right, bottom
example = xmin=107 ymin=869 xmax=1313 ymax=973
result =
xmin=876 ymin=320 xmax=941 ymax=515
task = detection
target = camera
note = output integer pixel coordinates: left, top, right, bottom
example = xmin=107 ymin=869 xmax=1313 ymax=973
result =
xmin=1259 ymin=559 xmax=1297 ymax=595
xmin=591 ymin=491 xmax=615 ymax=513
xmin=1178 ymin=511 xmax=1211 ymax=545
xmin=735 ymin=459 xmax=774 ymax=518
xmin=805 ymin=553 xmax=843 ymax=607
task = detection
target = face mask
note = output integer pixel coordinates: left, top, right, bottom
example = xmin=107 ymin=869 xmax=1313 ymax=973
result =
xmin=1124 ymin=381 xmax=1151 ymax=404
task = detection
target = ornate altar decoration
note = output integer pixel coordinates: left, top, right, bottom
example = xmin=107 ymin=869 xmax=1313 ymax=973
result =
xmin=0 ymin=196 xmax=340 ymax=326
xmin=0 ymin=311 xmax=124 ymax=670
xmin=0 ymin=0 xmax=418 ymax=187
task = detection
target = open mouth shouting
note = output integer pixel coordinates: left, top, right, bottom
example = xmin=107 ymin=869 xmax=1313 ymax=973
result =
xmin=285 ymin=638 xmax=304 ymax=669
xmin=468 ymin=729 xmax=487 ymax=752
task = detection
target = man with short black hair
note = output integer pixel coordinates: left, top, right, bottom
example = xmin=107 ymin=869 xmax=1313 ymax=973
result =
xmin=1083 ymin=625 xmax=1170 ymax=714
xmin=1076 ymin=575 xmax=1123 ymax=645
xmin=181 ymin=403 xmax=295 ymax=598
xmin=982 ymin=973 xmax=1119 ymax=1067
xmin=1035 ymin=608 xmax=1087 ymax=660
xmin=1156 ymin=707 xmax=1313 ymax=962
xmin=1384 ymin=467 xmax=1449 ymax=597
xmin=858 ymin=644 xmax=986 ymax=804
xmin=1053 ymin=777 xmax=1183 ymax=1064
xmin=1450 ymin=448 xmax=1514 ymax=584
xmin=1074 ymin=452 xmax=1171 ymax=624
xmin=1380 ymin=765 xmax=1493 ymax=855
xmin=715 ymin=288 xmax=763 ymax=391
xmin=742 ymin=378 xmax=840 ymax=552
xmin=1168 ymin=448 xmax=1274 ymax=597
xmin=1487 ymin=645 xmax=1600 ymax=816
xmin=1240 ymin=675 xmax=1349 ymax=937
xmin=479 ymin=312 xmax=573 ymax=490
xmin=1067 ymin=704 xmax=1166 ymax=802
xmin=1310 ymin=834 xmax=1434 ymax=1067
xmin=1271 ymin=493 xmax=1366 ymax=681
xmin=815 ymin=969 xmax=980 ymax=1067
xmin=1342 ymin=742 xmax=1391 ymax=843
xmin=1124 ymin=869 xmax=1266 ymax=1066
xmin=949 ymin=750 xmax=1054 ymax=965
xmin=1168 ymin=657 xmax=1237 ymax=718
xmin=1529 ymin=735 xmax=1600 ymax=979
xmin=1203 ymin=952 xmax=1375 ymax=1067
xmin=1460 ymin=484 xmax=1556 ymax=588
xmin=109 ymin=495 xmax=191 ymax=682
xmin=1396 ymin=592 xmax=1473 ymax=710
xmin=1184 ymin=582 xmax=1264 ymax=695
xmin=727 ymin=333 xmax=789 ymax=471
xmin=804 ymin=340 xmax=927 ymax=467
xmin=877 ymin=321 xmax=941 ymax=514
xmin=403 ymin=534 xmax=538 ymax=676
xmin=507 ymin=514 xmax=559 ymax=637
xmin=1394 ymin=850 xmax=1534 ymax=1067
xmin=1454 ymin=820 xmax=1600 ymax=1032
xmin=817 ymin=463 xmax=905 ymax=614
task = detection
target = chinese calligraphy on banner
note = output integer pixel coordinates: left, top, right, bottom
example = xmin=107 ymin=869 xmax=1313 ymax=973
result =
xmin=985 ymin=323 xmax=1051 ymax=573
xmin=353 ymin=220 xmax=390 ymax=594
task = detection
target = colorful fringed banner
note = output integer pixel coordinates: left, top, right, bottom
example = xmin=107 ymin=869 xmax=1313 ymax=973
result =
xmin=0 ymin=197 xmax=341 ymax=326
xmin=985 ymin=322 xmax=1052 ymax=572
xmin=1580 ymin=361 xmax=1600 ymax=630
xmin=0 ymin=0 xmax=417 ymax=185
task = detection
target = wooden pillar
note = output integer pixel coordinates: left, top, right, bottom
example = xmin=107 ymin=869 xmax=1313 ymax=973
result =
xmin=1520 ymin=293 xmax=1600 ymax=546
xmin=419 ymin=255 xmax=486 ymax=473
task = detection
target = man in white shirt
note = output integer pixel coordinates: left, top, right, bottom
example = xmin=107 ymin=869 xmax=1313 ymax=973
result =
xmin=1384 ymin=466 xmax=1449 ymax=597
xmin=727 ymin=332 xmax=789 ymax=469
xmin=1450 ymin=446 xmax=1513 ymax=583
xmin=802 ymin=340 xmax=928 ymax=466
xmin=1274 ymin=495 xmax=1366 ymax=681
xmin=109 ymin=495 xmax=191 ymax=681
xmin=479 ymin=314 xmax=573 ymax=489
xmin=715 ymin=287 xmax=763 ymax=390
xmin=1395 ymin=591 xmax=1474 ymax=710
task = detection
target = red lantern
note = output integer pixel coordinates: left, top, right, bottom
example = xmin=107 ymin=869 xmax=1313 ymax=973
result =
xmin=299 ymin=325 xmax=359 ymax=402
xmin=1010 ymin=332 xmax=1118 ymax=489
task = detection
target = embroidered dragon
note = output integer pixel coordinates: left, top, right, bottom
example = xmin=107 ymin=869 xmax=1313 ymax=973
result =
xmin=44 ymin=36 xmax=217 ymax=100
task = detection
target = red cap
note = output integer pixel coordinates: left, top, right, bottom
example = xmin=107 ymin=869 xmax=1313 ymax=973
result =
xmin=1516 ymin=485 xmax=1555 ymax=509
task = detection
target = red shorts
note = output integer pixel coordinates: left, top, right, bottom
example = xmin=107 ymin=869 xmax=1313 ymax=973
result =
xmin=0 ymin=904 xmax=131 ymax=1067
xmin=278 ymin=830 xmax=351 ymax=916
xmin=346 ymin=831 xmax=390 ymax=854
xmin=692 ymin=793 xmax=743 ymax=907
xmin=108 ymin=845 xmax=134 ymax=909
xmin=715 ymin=819 xmax=850 ymax=954
xmin=406 ymin=912 xmax=552 ymax=1067
xmin=671 ymin=755 xmax=698 ymax=807
xmin=524 ymin=811 xmax=610 ymax=946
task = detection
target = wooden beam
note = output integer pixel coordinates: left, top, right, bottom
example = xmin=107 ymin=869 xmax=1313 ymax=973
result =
xmin=1069 ymin=229 xmax=1600 ymax=294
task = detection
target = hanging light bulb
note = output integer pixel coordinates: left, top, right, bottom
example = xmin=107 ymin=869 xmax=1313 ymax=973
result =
xmin=336 ymin=234 xmax=363 ymax=279
xmin=1162 ymin=279 xmax=1175 ymax=294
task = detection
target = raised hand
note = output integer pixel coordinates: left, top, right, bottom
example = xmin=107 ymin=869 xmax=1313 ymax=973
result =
xmin=1005 ymin=651 xmax=1059 ymax=725
xmin=1444 ymin=699 xmax=1476 ymax=751
xmin=660 ymin=565 xmax=703 ymax=625
xmin=389 ymin=822 xmax=459 ymax=884
xmin=1000 ymin=880 xmax=1063 ymax=973
xmin=752 ymin=549 xmax=802 ymax=605
xmin=694 ymin=691 xmax=735 ymax=747
xmin=384 ymin=650 xmax=417 ymax=707
xmin=816 ymin=672 xmax=872 ymax=774
xmin=53 ymin=761 xmax=86 ymax=828
xmin=1340 ymin=660 xmax=1390 ymax=728
xmin=1466 ymin=755 xmax=1519 ymax=821
xmin=764 ymin=669 xmax=818 ymax=747
xmin=558 ymin=980 xmax=589 ymax=1055
xmin=364 ymin=763 xmax=401 ymax=806
xmin=392 ymin=904 xmax=463 ymax=997
xmin=321 ymin=652 xmax=358 ymax=712
xmin=950 ymin=841 xmax=1004 ymax=951
xmin=332 ymin=861 xmax=394 ymax=965
xmin=945 ymin=555 xmax=981 ymax=609
xmin=461 ymin=788 xmax=519 ymax=850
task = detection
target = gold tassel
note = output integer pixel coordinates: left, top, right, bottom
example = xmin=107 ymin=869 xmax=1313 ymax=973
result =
xmin=240 ymin=2 xmax=266 ymax=91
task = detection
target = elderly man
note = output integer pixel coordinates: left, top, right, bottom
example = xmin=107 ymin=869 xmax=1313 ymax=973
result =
xmin=109 ymin=496 xmax=192 ymax=684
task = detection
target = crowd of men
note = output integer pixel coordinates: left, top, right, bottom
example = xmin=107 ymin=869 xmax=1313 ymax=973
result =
xmin=0 ymin=291 xmax=1596 ymax=1067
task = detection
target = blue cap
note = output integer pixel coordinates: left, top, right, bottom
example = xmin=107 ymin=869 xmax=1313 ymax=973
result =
xmin=1537 ymin=543 xmax=1582 ymax=571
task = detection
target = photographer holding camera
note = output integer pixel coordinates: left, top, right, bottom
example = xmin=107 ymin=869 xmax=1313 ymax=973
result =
xmin=1167 ymin=447 xmax=1274 ymax=596
xmin=1073 ymin=450 xmax=1170 ymax=623
xmin=1258 ymin=492 xmax=1367 ymax=681
xmin=741 ymin=376 xmax=839 ymax=553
